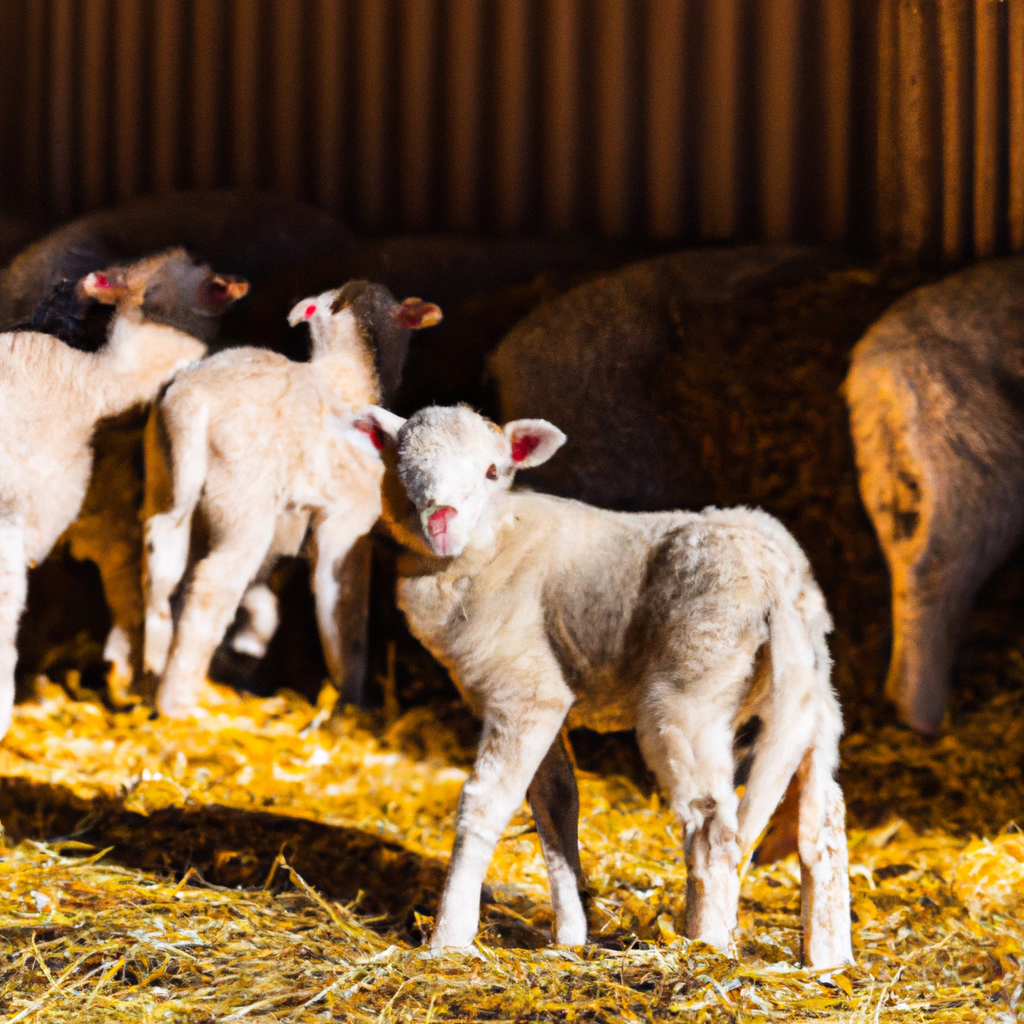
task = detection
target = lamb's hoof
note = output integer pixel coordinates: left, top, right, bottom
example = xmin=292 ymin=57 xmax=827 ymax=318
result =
xmin=428 ymin=926 xmax=477 ymax=951
xmin=134 ymin=670 xmax=162 ymax=709
xmin=158 ymin=702 xmax=196 ymax=720
xmin=105 ymin=668 xmax=141 ymax=710
xmin=803 ymin=935 xmax=855 ymax=970
xmin=156 ymin=686 xmax=199 ymax=720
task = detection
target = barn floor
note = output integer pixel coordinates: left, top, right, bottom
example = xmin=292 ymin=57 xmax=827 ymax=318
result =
xmin=0 ymin=670 xmax=1021 ymax=1023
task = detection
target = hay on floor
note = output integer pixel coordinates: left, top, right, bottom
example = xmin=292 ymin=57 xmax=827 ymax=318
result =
xmin=0 ymin=678 xmax=1021 ymax=1022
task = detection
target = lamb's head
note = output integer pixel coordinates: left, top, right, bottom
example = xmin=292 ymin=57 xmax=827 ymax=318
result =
xmin=372 ymin=404 xmax=565 ymax=558
xmin=288 ymin=280 xmax=442 ymax=403
xmin=78 ymin=249 xmax=249 ymax=343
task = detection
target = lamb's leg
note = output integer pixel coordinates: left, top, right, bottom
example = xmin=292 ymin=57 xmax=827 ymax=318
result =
xmin=65 ymin=519 xmax=144 ymax=702
xmin=97 ymin=546 xmax=145 ymax=703
xmin=142 ymin=510 xmax=192 ymax=680
xmin=527 ymin=732 xmax=588 ymax=945
xmin=0 ymin=523 xmax=26 ymax=740
xmin=795 ymin=745 xmax=853 ymax=968
xmin=228 ymin=510 xmax=309 ymax=662
xmin=334 ymin=536 xmax=372 ymax=707
xmin=311 ymin=513 xmax=377 ymax=707
xmin=683 ymin=800 xmax=742 ymax=951
xmin=229 ymin=583 xmax=280 ymax=658
xmin=432 ymin=697 xmax=571 ymax=948
xmin=636 ymin=695 xmax=740 ymax=953
xmin=64 ymin=419 xmax=147 ymax=703
xmin=157 ymin=516 xmax=276 ymax=718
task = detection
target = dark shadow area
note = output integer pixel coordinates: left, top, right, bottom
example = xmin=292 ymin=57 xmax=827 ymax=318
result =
xmin=15 ymin=551 xmax=112 ymax=700
xmin=0 ymin=776 xmax=578 ymax=949
xmin=0 ymin=777 xmax=447 ymax=936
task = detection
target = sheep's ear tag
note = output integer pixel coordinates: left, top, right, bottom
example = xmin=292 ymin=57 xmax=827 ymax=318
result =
xmin=288 ymin=297 xmax=321 ymax=327
xmin=395 ymin=298 xmax=443 ymax=330
xmin=78 ymin=270 xmax=127 ymax=302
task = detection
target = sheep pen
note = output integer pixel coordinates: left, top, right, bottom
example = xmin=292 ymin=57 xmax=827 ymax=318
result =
xmin=3 ymin=257 xmax=1024 ymax=1021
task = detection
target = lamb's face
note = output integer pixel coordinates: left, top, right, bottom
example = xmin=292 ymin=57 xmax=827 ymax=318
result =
xmin=394 ymin=405 xmax=565 ymax=558
xmin=288 ymin=281 xmax=442 ymax=401
xmin=77 ymin=249 xmax=248 ymax=343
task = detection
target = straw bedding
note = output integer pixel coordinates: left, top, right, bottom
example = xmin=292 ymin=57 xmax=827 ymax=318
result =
xmin=0 ymin=665 xmax=1021 ymax=1023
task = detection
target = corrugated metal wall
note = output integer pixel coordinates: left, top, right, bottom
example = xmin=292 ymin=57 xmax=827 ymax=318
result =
xmin=877 ymin=0 xmax=1024 ymax=262
xmin=0 ymin=0 xmax=1019 ymax=264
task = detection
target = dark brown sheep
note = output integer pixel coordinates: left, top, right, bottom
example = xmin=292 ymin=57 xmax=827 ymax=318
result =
xmin=845 ymin=256 xmax=1024 ymax=734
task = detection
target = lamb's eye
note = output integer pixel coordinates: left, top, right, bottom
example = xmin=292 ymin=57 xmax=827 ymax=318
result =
xmin=486 ymin=464 xmax=498 ymax=481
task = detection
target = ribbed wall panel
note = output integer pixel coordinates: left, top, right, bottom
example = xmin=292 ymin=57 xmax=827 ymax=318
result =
xmin=0 ymin=0 xmax=1021 ymax=264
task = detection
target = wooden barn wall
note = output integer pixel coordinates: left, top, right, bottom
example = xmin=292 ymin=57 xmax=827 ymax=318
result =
xmin=0 ymin=0 xmax=1019 ymax=264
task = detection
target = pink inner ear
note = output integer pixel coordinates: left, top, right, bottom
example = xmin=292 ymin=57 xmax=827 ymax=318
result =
xmin=304 ymin=303 xmax=317 ymax=319
xmin=511 ymin=434 xmax=541 ymax=463
xmin=93 ymin=273 xmax=109 ymax=289
xmin=356 ymin=422 xmax=385 ymax=450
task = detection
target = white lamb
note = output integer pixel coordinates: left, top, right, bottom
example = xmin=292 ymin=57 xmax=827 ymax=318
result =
xmin=142 ymin=282 xmax=439 ymax=718
xmin=364 ymin=403 xmax=853 ymax=968
xmin=60 ymin=251 xmax=249 ymax=699
xmin=0 ymin=251 xmax=228 ymax=738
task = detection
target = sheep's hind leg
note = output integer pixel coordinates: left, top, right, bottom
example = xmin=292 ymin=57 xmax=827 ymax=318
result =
xmin=0 ymin=522 xmax=26 ymax=740
xmin=888 ymin=561 xmax=988 ymax=735
xmin=796 ymin=745 xmax=853 ymax=968
xmin=227 ymin=509 xmax=309 ymax=664
xmin=98 ymin=545 xmax=145 ymax=705
xmin=527 ymin=732 xmax=588 ymax=946
xmin=311 ymin=512 xmax=377 ymax=707
xmin=229 ymin=582 xmax=280 ymax=658
xmin=142 ymin=510 xmax=193 ymax=681
xmin=636 ymin=692 xmax=741 ymax=953
xmin=157 ymin=517 xmax=276 ymax=718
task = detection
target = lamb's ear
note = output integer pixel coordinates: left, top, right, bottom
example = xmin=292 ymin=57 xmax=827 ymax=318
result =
xmin=288 ymin=295 xmax=322 ymax=327
xmin=77 ymin=268 xmax=131 ymax=303
xmin=346 ymin=405 xmax=406 ymax=453
xmin=395 ymin=297 xmax=443 ymax=330
xmin=207 ymin=273 xmax=249 ymax=303
xmin=504 ymin=419 xmax=566 ymax=468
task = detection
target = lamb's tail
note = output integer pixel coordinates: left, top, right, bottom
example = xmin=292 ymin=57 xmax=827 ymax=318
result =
xmin=737 ymin=579 xmax=839 ymax=855
xmin=142 ymin=396 xmax=208 ymax=525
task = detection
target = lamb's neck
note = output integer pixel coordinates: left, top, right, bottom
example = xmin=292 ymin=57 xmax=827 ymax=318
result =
xmin=90 ymin=310 xmax=205 ymax=419
xmin=312 ymin=350 xmax=381 ymax=406
xmin=456 ymin=499 xmax=517 ymax=565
